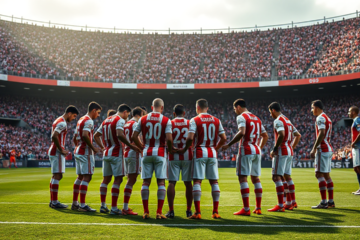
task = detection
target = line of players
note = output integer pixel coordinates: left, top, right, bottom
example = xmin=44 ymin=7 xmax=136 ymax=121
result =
xmin=47 ymin=97 xmax=360 ymax=219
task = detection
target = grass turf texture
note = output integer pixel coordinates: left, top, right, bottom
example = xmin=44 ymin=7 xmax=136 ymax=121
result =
xmin=0 ymin=167 xmax=359 ymax=239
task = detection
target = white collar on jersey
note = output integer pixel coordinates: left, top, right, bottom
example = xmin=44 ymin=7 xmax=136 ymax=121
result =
xmin=199 ymin=113 xmax=209 ymax=115
xmin=130 ymin=118 xmax=138 ymax=122
xmin=175 ymin=117 xmax=185 ymax=119
xmin=151 ymin=111 xmax=161 ymax=114
xmin=61 ymin=116 xmax=66 ymax=123
xmin=275 ymin=114 xmax=284 ymax=120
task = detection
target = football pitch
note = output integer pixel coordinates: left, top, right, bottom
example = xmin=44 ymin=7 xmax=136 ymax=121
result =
xmin=0 ymin=168 xmax=360 ymax=239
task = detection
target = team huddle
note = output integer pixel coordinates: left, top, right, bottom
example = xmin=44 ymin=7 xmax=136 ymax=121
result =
xmin=47 ymin=97 xmax=360 ymax=219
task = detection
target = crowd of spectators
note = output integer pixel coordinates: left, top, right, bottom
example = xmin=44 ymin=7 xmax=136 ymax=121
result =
xmin=2 ymin=17 xmax=360 ymax=84
xmin=0 ymin=94 xmax=358 ymax=161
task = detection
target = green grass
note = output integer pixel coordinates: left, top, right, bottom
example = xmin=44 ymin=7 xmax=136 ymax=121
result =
xmin=0 ymin=167 xmax=360 ymax=239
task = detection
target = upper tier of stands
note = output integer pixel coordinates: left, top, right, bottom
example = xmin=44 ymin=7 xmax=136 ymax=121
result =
xmin=1 ymin=17 xmax=360 ymax=84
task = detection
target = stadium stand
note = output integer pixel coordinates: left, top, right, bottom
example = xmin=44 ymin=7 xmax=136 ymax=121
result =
xmin=1 ymin=17 xmax=360 ymax=83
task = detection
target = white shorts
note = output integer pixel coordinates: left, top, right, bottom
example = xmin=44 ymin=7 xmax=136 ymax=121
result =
xmin=352 ymin=148 xmax=360 ymax=168
xmin=272 ymin=155 xmax=291 ymax=176
xmin=168 ymin=160 xmax=192 ymax=182
xmin=314 ymin=151 xmax=332 ymax=173
xmin=236 ymin=154 xmax=261 ymax=176
xmin=125 ymin=157 xmax=141 ymax=175
xmin=75 ymin=154 xmax=95 ymax=175
xmin=192 ymin=157 xmax=219 ymax=180
xmin=49 ymin=154 xmax=65 ymax=174
xmin=103 ymin=156 xmax=125 ymax=177
xmin=141 ymin=156 xmax=167 ymax=179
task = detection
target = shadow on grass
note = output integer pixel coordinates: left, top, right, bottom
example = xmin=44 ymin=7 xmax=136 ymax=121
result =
xmin=51 ymin=207 xmax=349 ymax=236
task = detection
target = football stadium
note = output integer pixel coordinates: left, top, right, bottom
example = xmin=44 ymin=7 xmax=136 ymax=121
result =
xmin=1 ymin=1 xmax=360 ymax=239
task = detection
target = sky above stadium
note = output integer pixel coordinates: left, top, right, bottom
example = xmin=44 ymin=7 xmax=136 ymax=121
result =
xmin=1 ymin=0 xmax=360 ymax=32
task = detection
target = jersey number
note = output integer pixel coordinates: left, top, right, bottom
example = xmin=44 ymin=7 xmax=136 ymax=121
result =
xmin=250 ymin=122 xmax=260 ymax=143
xmin=103 ymin=125 xmax=112 ymax=141
xmin=202 ymin=123 xmax=215 ymax=141
xmin=173 ymin=128 xmax=188 ymax=144
xmin=146 ymin=122 xmax=162 ymax=140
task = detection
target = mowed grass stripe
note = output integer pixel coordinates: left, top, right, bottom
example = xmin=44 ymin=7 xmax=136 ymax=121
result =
xmin=0 ymin=221 xmax=360 ymax=228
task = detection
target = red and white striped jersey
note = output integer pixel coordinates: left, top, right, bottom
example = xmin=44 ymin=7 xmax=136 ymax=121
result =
xmin=189 ymin=113 xmax=225 ymax=159
xmin=237 ymin=112 xmax=266 ymax=156
xmin=124 ymin=118 xmax=139 ymax=158
xmin=273 ymin=114 xmax=297 ymax=156
xmin=48 ymin=116 xmax=67 ymax=156
xmin=169 ymin=117 xmax=193 ymax=161
xmin=74 ymin=115 xmax=94 ymax=156
xmin=134 ymin=112 xmax=172 ymax=157
xmin=96 ymin=115 xmax=126 ymax=158
xmin=315 ymin=112 xmax=333 ymax=152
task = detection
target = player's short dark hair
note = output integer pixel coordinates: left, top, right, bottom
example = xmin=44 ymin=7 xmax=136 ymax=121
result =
xmin=196 ymin=99 xmax=208 ymax=109
xmin=311 ymin=100 xmax=324 ymax=110
xmin=88 ymin=101 xmax=102 ymax=112
xmin=233 ymin=99 xmax=246 ymax=108
xmin=173 ymin=104 xmax=185 ymax=116
xmin=65 ymin=105 xmax=79 ymax=115
xmin=107 ymin=109 xmax=116 ymax=117
xmin=268 ymin=102 xmax=281 ymax=112
xmin=118 ymin=104 xmax=131 ymax=113
xmin=350 ymin=106 xmax=359 ymax=114
xmin=141 ymin=106 xmax=147 ymax=113
xmin=132 ymin=107 xmax=143 ymax=117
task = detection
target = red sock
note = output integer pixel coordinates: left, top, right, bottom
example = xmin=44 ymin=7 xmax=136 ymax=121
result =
xmin=141 ymin=183 xmax=150 ymax=213
xmin=327 ymin=179 xmax=334 ymax=201
xmin=111 ymin=184 xmax=120 ymax=208
xmin=240 ymin=182 xmax=250 ymax=210
xmin=51 ymin=180 xmax=59 ymax=202
xmin=318 ymin=177 xmax=327 ymax=201
xmin=193 ymin=183 xmax=201 ymax=213
xmin=123 ymin=185 xmax=133 ymax=210
xmin=275 ymin=181 xmax=284 ymax=206
xmin=157 ymin=184 xmax=166 ymax=214
xmin=100 ymin=183 xmax=107 ymax=205
xmin=288 ymin=180 xmax=296 ymax=203
xmin=73 ymin=179 xmax=81 ymax=202
xmin=50 ymin=181 xmax=53 ymax=202
xmin=254 ymin=180 xmax=263 ymax=209
xmin=79 ymin=182 xmax=88 ymax=205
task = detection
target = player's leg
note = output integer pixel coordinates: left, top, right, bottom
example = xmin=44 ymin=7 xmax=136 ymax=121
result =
xmin=354 ymin=167 xmax=360 ymax=195
xmin=352 ymin=148 xmax=360 ymax=194
xmin=123 ymin=156 xmax=140 ymax=215
xmin=251 ymin=154 xmax=262 ymax=214
xmin=141 ymin=156 xmax=153 ymax=218
xmin=50 ymin=154 xmax=67 ymax=208
xmin=283 ymin=156 xmax=294 ymax=210
xmin=189 ymin=158 xmax=205 ymax=219
xmin=72 ymin=155 xmax=82 ymax=210
xmin=154 ymin=156 xmax=167 ymax=219
xmin=109 ymin=156 xmax=125 ymax=215
xmin=207 ymin=158 xmax=220 ymax=219
xmin=78 ymin=155 xmax=96 ymax=212
xmin=100 ymin=158 xmax=112 ymax=213
xmin=166 ymin=160 xmax=180 ymax=218
xmin=282 ymin=176 xmax=288 ymax=205
xmin=268 ymin=156 xmax=285 ymax=212
xmin=312 ymin=151 xmax=330 ymax=209
xmin=110 ymin=175 xmax=123 ymax=215
xmin=234 ymin=154 xmax=251 ymax=216
xmin=182 ymin=160 xmax=193 ymax=217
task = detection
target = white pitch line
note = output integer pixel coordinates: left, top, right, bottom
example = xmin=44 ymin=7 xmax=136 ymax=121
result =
xmin=0 ymin=222 xmax=359 ymax=228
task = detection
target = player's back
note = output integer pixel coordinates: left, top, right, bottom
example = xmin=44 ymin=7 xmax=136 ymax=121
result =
xmin=124 ymin=118 xmax=138 ymax=158
xmin=352 ymin=116 xmax=360 ymax=149
xmin=169 ymin=117 xmax=193 ymax=161
xmin=48 ymin=116 xmax=67 ymax=156
xmin=238 ymin=112 xmax=263 ymax=155
xmin=74 ymin=114 xmax=94 ymax=155
xmin=315 ymin=113 xmax=333 ymax=152
xmin=138 ymin=112 xmax=171 ymax=157
xmin=100 ymin=115 xmax=124 ymax=158
xmin=274 ymin=114 xmax=295 ymax=156
xmin=190 ymin=113 xmax=224 ymax=159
